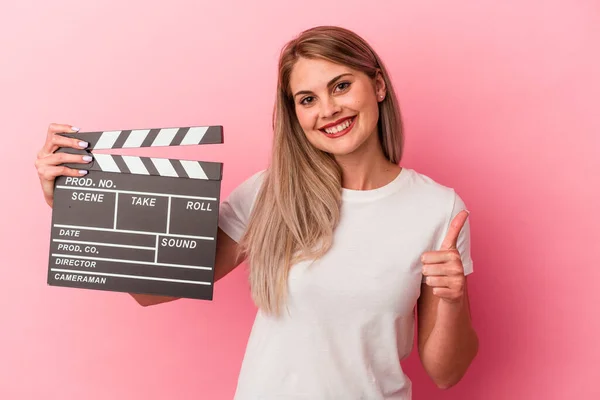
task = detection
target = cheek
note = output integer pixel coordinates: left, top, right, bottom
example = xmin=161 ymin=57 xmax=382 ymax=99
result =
xmin=346 ymin=89 xmax=376 ymax=118
xmin=356 ymin=95 xmax=380 ymax=124
xmin=295 ymin=107 xmax=318 ymax=132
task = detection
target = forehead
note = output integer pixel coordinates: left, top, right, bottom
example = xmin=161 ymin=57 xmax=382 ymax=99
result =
xmin=289 ymin=57 xmax=354 ymax=92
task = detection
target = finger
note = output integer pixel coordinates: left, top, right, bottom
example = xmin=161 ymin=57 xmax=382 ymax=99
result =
xmin=47 ymin=122 xmax=80 ymax=135
xmin=422 ymin=262 xmax=463 ymax=277
xmin=421 ymin=249 xmax=461 ymax=265
xmin=38 ymin=165 xmax=89 ymax=182
xmin=42 ymin=123 xmax=82 ymax=156
xmin=423 ymin=276 xmax=451 ymax=288
xmin=440 ymin=210 xmax=470 ymax=250
xmin=49 ymin=134 xmax=89 ymax=154
xmin=36 ymin=152 xmax=92 ymax=168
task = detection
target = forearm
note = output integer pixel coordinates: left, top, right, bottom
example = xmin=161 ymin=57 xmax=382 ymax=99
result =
xmin=421 ymin=299 xmax=478 ymax=388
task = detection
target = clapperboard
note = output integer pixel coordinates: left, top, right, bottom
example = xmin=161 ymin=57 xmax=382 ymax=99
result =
xmin=47 ymin=125 xmax=223 ymax=300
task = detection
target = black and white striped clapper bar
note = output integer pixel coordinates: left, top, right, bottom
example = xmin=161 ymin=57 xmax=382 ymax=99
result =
xmin=47 ymin=125 xmax=223 ymax=301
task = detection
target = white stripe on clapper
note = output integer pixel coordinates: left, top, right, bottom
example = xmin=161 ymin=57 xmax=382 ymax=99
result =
xmin=151 ymin=128 xmax=178 ymax=147
xmin=122 ymin=156 xmax=149 ymax=175
xmin=180 ymin=160 xmax=208 ymax=179
xmin=94 ymin=154 xmax=120 ymax=173
xmin=151 ymin=158 xmax=178 ymax=177
xmin=123 ymin=129 xmax=150 ymax=148
xmin=180 ymin=126 xmax=208 ymax=145
xmin=95 ymin=130 xmax=121 ymax=149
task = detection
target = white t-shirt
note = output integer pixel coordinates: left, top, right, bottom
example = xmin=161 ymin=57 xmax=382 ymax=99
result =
xmin=218 ymin=167 xmax=474 ymax=400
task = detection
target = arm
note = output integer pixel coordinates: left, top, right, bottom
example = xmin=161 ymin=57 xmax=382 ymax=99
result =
xmin=129 ymin=227 xmax=246 ymax=306
xmin=416 ymin=209 xmax=478 ymax=389
xmin=417 ymin=277 xmax=478 ymax=389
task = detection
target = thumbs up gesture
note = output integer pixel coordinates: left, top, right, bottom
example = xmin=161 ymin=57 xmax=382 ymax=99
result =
xmin=421 ymin=210 xmax=470 ymax=304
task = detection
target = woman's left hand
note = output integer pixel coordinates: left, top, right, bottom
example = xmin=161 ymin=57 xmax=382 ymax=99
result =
xmin=421 ymin=210 xmax=470 ymax=304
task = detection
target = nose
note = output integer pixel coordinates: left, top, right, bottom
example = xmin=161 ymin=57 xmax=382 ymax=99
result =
xmin=320 ymin=96 xmax=341 ymax=120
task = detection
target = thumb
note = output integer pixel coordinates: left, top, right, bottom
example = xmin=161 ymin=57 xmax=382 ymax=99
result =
xmin=440 ymin=210 xmax=469 ymax=250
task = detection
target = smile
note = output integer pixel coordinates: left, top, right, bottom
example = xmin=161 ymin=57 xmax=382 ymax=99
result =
xmin=318 ymin=116 xmax=356 ymax=138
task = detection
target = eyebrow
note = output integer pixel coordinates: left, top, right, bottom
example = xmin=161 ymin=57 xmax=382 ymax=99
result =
xmin=293 ymin=73 xmax=353 ymax=98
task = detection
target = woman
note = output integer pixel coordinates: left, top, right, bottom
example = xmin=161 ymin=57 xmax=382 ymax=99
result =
xmin=35 ymin=26 xmax=478 ymax=399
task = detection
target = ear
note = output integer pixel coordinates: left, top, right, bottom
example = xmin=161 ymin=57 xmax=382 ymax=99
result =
xmin=374 ymin=70 xmax=387 ymax=102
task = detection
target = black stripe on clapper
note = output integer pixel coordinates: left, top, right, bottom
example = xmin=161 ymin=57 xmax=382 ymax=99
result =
xmin=201 ymin=126 xmax=224 ymax=144
xmin=112 ymin=130 xmax=131 ymax=149
xmin=81 ymin=131 xmax=104 ymax=148
xmin=170 ymin=159 xmax=189 ymax=178
xmin=112 ymin=155 xmax=130 ymax=174
xmin=141 ymin=157 xmax=159 ymax=176
xmin=170 ymin=127 xmax=190 ymax=146
xmin=199 ymin=162 xmax=222 ymax=180
xmin=141 ymin=128 xmax=161 ymax=148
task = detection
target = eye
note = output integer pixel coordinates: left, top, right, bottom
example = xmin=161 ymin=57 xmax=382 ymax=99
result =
xmin=334 ymin=81 xmax=351 ymax=92
xmin=300 ymin=96 xmax=315 ymax=106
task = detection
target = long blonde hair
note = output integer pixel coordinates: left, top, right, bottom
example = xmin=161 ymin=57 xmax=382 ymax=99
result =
xmin=238 ymin=26 xmax=404 ymax=315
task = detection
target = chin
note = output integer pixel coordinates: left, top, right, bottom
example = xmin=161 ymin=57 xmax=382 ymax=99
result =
xmin=307 ymin=136 xmax=365 ymax=157
xmin=308 ymin=130 xmax=376 ymax=158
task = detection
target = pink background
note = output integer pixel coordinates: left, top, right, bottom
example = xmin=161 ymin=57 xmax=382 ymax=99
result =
xmin=2 ymin=1 xmax=599 ymax=399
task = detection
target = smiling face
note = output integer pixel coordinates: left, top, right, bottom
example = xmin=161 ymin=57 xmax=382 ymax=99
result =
xmin=289 ymin=57 xmax=386 ymax=158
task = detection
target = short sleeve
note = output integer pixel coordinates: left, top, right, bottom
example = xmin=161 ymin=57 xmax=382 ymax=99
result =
xmin=218 ymin=170 xmax=266 ymax=243
xmin=443 ymin=190 xmax=474 ymax=276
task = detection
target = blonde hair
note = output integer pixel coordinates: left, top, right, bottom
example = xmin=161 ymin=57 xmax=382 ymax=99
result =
xmin=238 ymin=26 xmax=404 ymax=315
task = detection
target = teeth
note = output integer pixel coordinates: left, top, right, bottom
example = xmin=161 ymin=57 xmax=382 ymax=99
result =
xmin=324 ymin=118 xmax=352 ymax=134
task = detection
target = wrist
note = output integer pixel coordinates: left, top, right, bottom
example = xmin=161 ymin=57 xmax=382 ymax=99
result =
xmin=437 ymin=296 xmax=468 ymax=320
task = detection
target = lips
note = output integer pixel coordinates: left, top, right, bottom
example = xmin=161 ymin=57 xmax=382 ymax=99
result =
xmin=318 ymin=116 xmax=356 ymax=138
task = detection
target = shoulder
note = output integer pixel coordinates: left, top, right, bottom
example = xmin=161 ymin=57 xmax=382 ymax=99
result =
xmin=227 ymin=169 xmax=267 ymax=200
xmin=400 ymin=168 xmax=469 ymax=238
xmin=401 ymin=167 xmax=462 ymax=212
xmin=220 ymin=168 xmax=268 ymax=215
xmin=218 ymin=169 xmax=268 ymax=242
xmin=399 ymin=168 xmax=472 ymax=267
xmin=236 ymin=168 xmax=267 ymax=192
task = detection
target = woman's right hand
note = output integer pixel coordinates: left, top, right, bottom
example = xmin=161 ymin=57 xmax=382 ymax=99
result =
xmin=35 ymin=123 xmax=93 ymax=208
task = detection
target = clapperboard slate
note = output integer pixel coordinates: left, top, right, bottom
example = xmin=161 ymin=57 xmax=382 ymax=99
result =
xmin=47 ymin=125 xmax=223 ymax=300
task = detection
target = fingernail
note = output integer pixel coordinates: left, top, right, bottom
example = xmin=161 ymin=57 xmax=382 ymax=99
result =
xmin=72 ymin=127 xmax=80 ymax=132
xmin=78 ymin=170 xmax=88 ymax=175
xmin=79 ymin=141 xmax=88 ymax=148
xmin=82 ymin=155 xmax=93 ymax=162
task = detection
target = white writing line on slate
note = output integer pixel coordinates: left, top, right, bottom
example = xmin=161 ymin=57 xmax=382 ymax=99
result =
xmin=53 ymin=239 xmax=155 ymax=250
xmin=52 ymin=254 xmax=212 ymax=270
xmin=51 ymin=268 xmax=211 ymax=285
xmin=53 ymin=224 xmax=214 ymax=241
xmin=114 ymin=192 xmax=119 ymax=229
xmin=166 ymin=196 xmax=172 ymax=234
xmin=55 ymin=185 xmax=217 ymax=201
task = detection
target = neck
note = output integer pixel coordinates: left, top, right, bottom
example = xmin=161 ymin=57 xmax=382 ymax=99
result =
xmin=334 ymin=134 xmax=401 ymax=191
